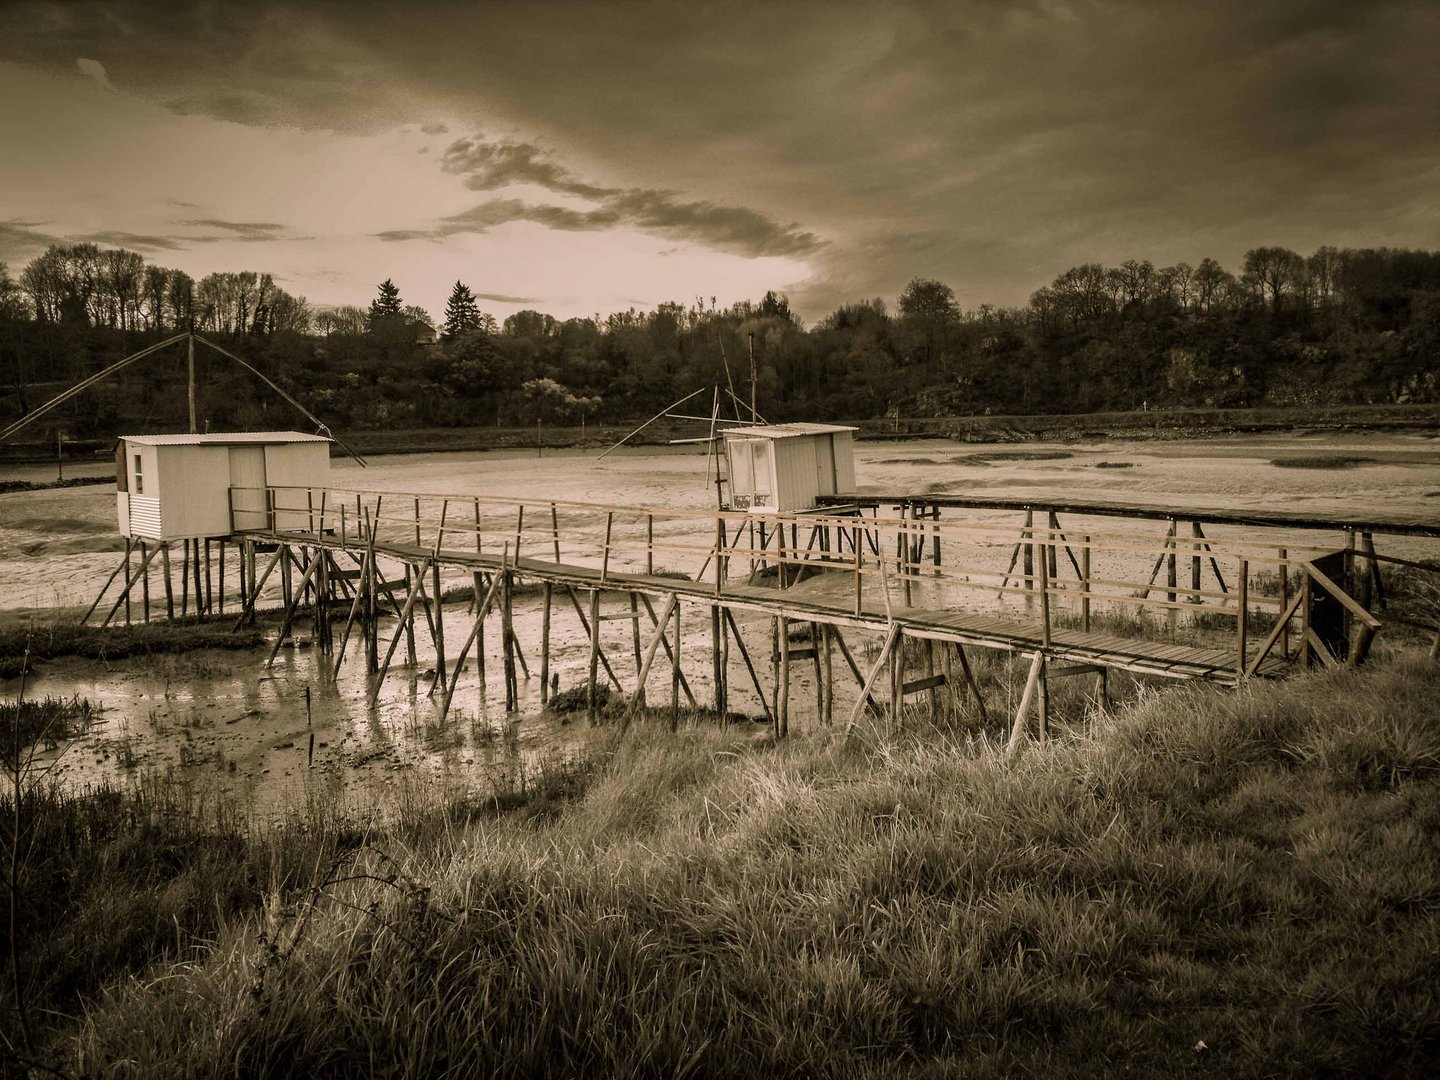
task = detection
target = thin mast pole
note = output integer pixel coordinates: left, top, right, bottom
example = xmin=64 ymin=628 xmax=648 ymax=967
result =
xmin=187 ymin=332 xmax=197 ymax=434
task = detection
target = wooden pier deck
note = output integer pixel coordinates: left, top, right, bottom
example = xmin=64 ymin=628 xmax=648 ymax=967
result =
xmin=250 ymin=533 xmax=1292 ymax=686
xmin=90 ymin=484 xmax=1403 ymax=744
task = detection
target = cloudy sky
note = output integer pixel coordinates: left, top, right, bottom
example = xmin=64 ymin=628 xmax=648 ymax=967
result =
xmin=1 ymin=1 xmax=1436 ymax=323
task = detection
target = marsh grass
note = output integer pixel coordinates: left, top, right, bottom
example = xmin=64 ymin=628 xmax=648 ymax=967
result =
xmin=7 ymin=656 xmax=1440 ymax=1076
xmin=0 ymin=696 xmax=97 ymax=767
xmin=0 ymin=619 xmax=265 ymax=678
xmin=962 ymin=450 xmax=1074 ymax=463
xmin=1270 ymin=455 xmax=1375 ymax=469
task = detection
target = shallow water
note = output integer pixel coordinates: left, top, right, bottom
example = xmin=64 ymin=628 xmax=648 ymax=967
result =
xmin=3 ymin=431 xmax=1438 ymax=812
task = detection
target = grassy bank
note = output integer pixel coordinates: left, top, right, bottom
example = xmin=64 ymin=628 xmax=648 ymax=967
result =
xmin=2 ymin=653 xmax=1436 ymax=1076
xmin=0 ymin=619 xmax=265 ymax=679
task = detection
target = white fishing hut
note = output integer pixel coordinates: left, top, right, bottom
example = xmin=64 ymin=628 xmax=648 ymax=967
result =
xmin=722 ymin=423 xmax=856 ymax=512
xmin=115 ymin=431 xmax=332 ymax=541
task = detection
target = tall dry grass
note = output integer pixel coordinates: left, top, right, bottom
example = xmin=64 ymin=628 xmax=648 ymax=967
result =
xmin=8 ymin=655 xmax=1440 ymax=1077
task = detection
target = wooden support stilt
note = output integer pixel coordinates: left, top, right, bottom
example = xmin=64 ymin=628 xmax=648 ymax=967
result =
xmin=431 ymin=558 xmax=447 ymax=695
xmin=204 ymin=538 xmax=213 ymax=615
xmin=234 ymin=546 xmax=282 ymax=630
xmin=540 ymin=582 xmax=553 ymax=706
xmin=953 ymin=645 xmax=987 ymax=723
xmin=218 ymin=539 xmax=226 ymax=616
xmin=890 ymin=628 xmax=903 ymax=725
xmin=266 ymin=548 xmax=324 ymax=667
xmin=776 ymin=615 xmax=790 ymax=738
xmin=1363 ymin=532 xmax=1384 ymax=609
xmin=671 ymin=600 xmax=682 ymax=732
xmin=373 ymin=561 xmax=428 ymax=695
xmin=364 ymin=514 xmax=379 ymax=675
xmin=721 ymin=608 xmax=772 ymax=723
xmin=1278 ymin=548 xmax=1289 ymax=658
xmin=809 ymin=621 xmax=824 ymax=723
xmin=1191 ymin=523 xmax=1229 ymax=594
xmin=124 ymin=538 xmax=134 ymax=626
xmin=627 ymin=593 xmax=679 ymax=724
xmin=712 ymin=606 xmax=726 ymax=717
xmin=1143 ymin=521 xmax=1177 ymax=597
xmin=924 ymin=639 xmax=937 ymax=722
xmin=844 ymin=623 xmax=902 ymax=734
xmin=1081 ymin=536 xmax=1091 ymax=633
xmin=829 ymin=626 xmax=884 ymax=718
xmin=139 ymin=541 xmax=151 ymax=623
xmin=822 ymin=624 xmax=834 ymax=724
xmin=770 ymin=616 xmax=780 ymax=722
xmin=1046 ymin=512 xmax=1059 ymax=579
xmin=636 ymin=592 xmax=696 ymax=705
xmin=628 ymin=591 xmax=643 ymax=708
xmin=161 ymin=541 xmax=174 ymax=620
xmin=566 ymin=586 xmax=625 ymax=692
xmin=1006 ymin=650 xmax=1046 ymax=755
xmin=80 ymin=541 xmax=131 ymax=626
xmin=100 ymin=541 xmax=159 ymax=628
xmin=1166 ymin=520 xmax=1177 ymax=606
xmin=1355 ymin=532 xmax=1374 ymax=611
xmin=404 ymin=566 xmax=417 ymax=666
xmin=1021 ymin=510 xmax=1034 ymax=594
xmin=438 ymin=567 xmax=506 ymax=721
xmin=245 ymin=542 xmax=257 ymax=623
xmin=586 ymin=586 xmax=601 ymax=723
xmin=280 ymin=543 xmax=292 ymax=614
xmin=180 ymin=538 xmax=190 ymax=617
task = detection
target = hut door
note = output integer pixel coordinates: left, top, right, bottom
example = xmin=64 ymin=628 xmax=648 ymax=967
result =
xmin=815 ymin=436 xmax=837 ymax=496
xmin=228 ymin=447 xmax=268 ymax=531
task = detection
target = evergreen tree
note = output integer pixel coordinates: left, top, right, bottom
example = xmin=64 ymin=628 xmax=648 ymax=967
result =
xmin=442 ymin=281 xmax=482 ymax=340
xmin=367 ymin=278 xmax=403 ymax=330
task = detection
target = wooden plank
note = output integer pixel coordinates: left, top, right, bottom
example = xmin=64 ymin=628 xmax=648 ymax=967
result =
xmin=901 ymin=673 xmax=948 ymax=695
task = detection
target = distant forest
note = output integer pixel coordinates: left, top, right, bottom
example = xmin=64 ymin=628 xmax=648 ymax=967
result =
xmin=1 ymin=243 xmax=1437 ymax=440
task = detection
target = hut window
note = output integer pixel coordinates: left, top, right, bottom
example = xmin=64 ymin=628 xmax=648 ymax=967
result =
xmin=751 ymin=443 xmax=771 ymax=494
xmin=133 ymin=454 xmax=144 ymax=494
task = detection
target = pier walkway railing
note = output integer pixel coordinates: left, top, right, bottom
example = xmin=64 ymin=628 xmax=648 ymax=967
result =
xmin=228 ymin=484 xmax=1394 ymax=688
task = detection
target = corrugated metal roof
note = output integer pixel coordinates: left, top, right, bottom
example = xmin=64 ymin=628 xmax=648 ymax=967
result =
xmin=722 ymin=423 xmax=857 ymax=440
xmin=120 ymin=431 xmax=331 ymax=446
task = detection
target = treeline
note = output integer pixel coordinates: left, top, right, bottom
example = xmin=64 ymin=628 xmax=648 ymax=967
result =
xmin=1 ymin=242 xmax=1437 ymax=440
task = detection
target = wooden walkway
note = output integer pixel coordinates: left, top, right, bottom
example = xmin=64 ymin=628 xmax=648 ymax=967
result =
xmin=92 ymin=483 xmax=1396 ymax=744
xmin=249 ymin=529 xmax=1289 ymax=687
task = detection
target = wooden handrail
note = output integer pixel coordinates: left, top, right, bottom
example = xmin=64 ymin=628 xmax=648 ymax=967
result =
xmin=1304 ymin=562 xmax=1382 ymax=630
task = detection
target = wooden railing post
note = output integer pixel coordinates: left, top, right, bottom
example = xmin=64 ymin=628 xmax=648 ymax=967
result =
xmin=601 ymin=511 xmax=613 ymax=584
xmin=1236 ymin=557 xmax=1249 ymax=678
xmin=852 ymin=523 xmax=863 ymax=616
xmin=1278 ymin=548 xmax=1288 ymax=658
xmin=715 ymin=517 xmax=725 ymax=596
xmin=1080 ymin=535 xmax=1091 ymax=633
xmin=1038 ymin=535 xmax=1051 ymax=647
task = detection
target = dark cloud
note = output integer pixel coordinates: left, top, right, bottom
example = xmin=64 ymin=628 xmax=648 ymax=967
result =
xmin=432 ymin=136 xmax=824 ymax=257
xmin=441 ymin=137 xmax=611 ymax=199
xmin=0 ymin=220 xmax=60 ymax=263
xmin=180 ymin=218 xmax=287 ymax=240
xmin=475 ymin=291 xmax=536 ymax=304
xmin=68 ymin=230 xmax=188 ymax=251
xmin=381 ymin=188 xmax=822 ymax=260
xmin=420 ymin=122 xmax=448 ymax=135
xmin=2 ymin=0 xmax=1436 ymax=315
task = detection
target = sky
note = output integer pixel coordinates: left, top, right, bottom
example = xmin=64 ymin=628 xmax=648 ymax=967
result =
xmin=1 ymin=0 xmax=1436 ymax=324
